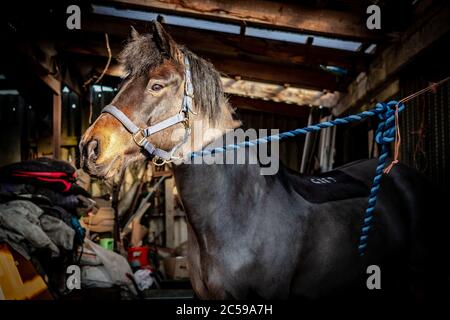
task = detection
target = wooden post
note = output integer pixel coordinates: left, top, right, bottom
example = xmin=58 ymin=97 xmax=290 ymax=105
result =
xmin=112 ymin=171 xmax=125 ymax=252
xmin=52 ymin=82 xmax=62 ymax=159
xmin=164 ymin=176 xmax=175 ymax=248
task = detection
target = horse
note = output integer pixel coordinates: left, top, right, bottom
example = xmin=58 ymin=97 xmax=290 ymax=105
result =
xmin=80 ymin=22 xmax=448 ymax=301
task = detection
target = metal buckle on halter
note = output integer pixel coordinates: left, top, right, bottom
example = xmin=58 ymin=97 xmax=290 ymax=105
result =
xmin=182 ymin=118 xmax=190 ymax=129
xmin=153 ymin=154 xmax=182 ymax=167
xmin=132 ymin=129 xmax=147 ymax=147
xmin=179 ymin=110 xmax=190 ymax=129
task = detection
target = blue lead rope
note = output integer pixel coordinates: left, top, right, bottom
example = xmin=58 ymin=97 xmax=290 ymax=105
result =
xmin=357 ymin=101 xmax=405 ymax=255
xmin=189 ymin=100 xmax=406 ymax=256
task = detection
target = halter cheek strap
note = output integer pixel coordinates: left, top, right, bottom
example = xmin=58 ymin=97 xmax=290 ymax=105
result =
xmin=100 ymin=56 xmax=194 ymax=163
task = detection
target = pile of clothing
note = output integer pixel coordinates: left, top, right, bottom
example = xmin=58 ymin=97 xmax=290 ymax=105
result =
xmin=78 ymin=238 xmax=136 ymax=296
xmin=0 ymin=158 xmax=95 ymax=296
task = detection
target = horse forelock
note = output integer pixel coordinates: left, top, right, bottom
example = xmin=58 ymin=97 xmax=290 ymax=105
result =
xmin=118 ymin=33 xmax=164 ymax=78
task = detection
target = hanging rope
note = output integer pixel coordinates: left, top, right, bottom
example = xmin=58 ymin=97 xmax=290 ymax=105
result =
xmin=94 ymin=33 xmax=112 ymax=85
xmin=383 ymin=76 xmax=450 ymax=174
xmin=357 ymin=101 xmax=404 ymax=255
xmin=383 ymin=103 xmax=401 ymax=174
xmin=84 ymin=33 xmax=112 ymax=125
xmin=83 ymin=33 xmax=112 ymax=88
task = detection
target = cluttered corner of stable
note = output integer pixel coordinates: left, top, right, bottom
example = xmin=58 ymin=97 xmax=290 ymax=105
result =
xmin=0 ymin=157 xmax=190 ymax=300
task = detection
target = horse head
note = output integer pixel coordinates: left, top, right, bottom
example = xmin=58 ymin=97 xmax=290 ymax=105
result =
xmin=80 ymin=22 xmax=239 ymax=180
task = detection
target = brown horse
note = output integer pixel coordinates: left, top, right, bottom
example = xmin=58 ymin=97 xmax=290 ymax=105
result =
xmin=80 ymin=22 xmax=447 ymax=300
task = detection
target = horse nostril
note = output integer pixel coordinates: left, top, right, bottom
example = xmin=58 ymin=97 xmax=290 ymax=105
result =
xmin=86 ymin=139 xmax=100 ymax=161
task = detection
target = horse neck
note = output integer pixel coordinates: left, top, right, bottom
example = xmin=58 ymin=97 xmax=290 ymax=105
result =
xmin=173 ymin=101 xmax=270 ymax=232
xmin=177 ymin=100 xmax=241 ymax=158
xmin=172 ymin=155 xmax=267 ymax=234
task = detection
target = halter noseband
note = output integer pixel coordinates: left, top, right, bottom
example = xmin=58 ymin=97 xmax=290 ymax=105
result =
xmin=101 ymin=56 xmax=195 ymax=165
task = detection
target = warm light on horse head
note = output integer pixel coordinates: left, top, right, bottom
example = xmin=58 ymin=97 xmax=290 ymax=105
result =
xmin=99 ymin=55 xmax=195 ymax=166
xmin=80 ymin=116 xmax=133 ymax=175
xmin=80 ymin=21 xmax=239 ymax=178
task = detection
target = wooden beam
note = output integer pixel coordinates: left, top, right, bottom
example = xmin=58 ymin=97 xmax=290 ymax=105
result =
xmin=41 ymin=74 xmax=61 ymax=96
xmin=229 ymin=95 xmax=310 ymax=118
xmin=61 ymin=136 xmax=80 ymax=147
xmin=164 ymin=177 xmax=175 ymax=248
xmin=209 ymin=55 xmax=339 ymax=91
xmin=52 ymin=81 xmax=62 ymax=159
xmin=153 ymin=170 xmax=172 ymax=178
xmin=333 ymin=4 xmax=450 ymax=115
xmin=10 ymin=40 xmax=62 ymax=96
xmin=222 ymin=77 xmax=339 ymax=107
xmin=80 ymin=15 xmax=368 ymax=71
xmin=100 ymin=0 xmax=381 ymax=41
xmin=96 ymin=64 xmax=124 ymax=78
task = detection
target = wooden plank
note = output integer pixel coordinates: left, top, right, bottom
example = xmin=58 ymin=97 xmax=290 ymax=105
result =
xmin=111 ymin=172 xmax=125 ymax=252
xmin=222 ymin=77 xmax=339 ymax=107
xmin=164 ymin=177 xmax=175 ymax=248
xmin=209 ymin=55 xmax=339 ymax=91
xmin=153 ymin=170 xmax=172 ymax=178
xmin=10 ymin=40 xmax=62 ymax=96
xmin=61 ymin=136 xmax=80 ymax=147
xmin=79 ymin=15 xmax=368 ymax=71
xmin=40 ymin=74 xmax=61 ymax=96
xmin=229 ymin=95 xmax=310 ymax=118
xmin=101 ymin=0 xmax=382 ymax=41
xmin=96 ymin=64 xmax=124 ymax=78
xmin=333 ymin=4 xmax=450 ymax=115
xmin=52 ymin=81 xmax=62 ymax=159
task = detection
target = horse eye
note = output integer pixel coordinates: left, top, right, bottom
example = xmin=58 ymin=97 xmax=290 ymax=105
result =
xmin=151 ymin=83 xmax=164 ymax=91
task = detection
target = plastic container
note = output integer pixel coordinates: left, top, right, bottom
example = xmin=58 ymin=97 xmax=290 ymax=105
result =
xmin=127 ymin=246 xmax=150 ymax=269
xmin=99 ymin=238 xmax=114 ymax=251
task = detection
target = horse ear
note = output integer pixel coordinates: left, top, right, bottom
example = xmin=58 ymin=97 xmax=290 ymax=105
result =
xmin=130 ymin=26 xmax=140 ymax=40
xmin=151 ymin=21 xmax=182 ymax=62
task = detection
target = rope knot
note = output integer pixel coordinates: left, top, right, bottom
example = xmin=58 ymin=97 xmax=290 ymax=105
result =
xmin=374 ymin=101 xmax=404 ymax=145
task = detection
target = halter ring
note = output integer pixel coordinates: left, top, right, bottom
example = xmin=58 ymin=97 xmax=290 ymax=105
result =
xmin=152 ymin=157 xmax=167 ymax=166
xmin=132 ymin=129 xmax=147 ymax=147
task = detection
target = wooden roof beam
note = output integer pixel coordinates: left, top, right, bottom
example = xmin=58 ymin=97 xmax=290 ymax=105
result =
xmin=229 ymin=95 xmax=310 ymax=118
xmin=97 ymin=0 xmax=382 ymax=41
xmin=222 ymin=78 xmax=339 ymax=107
xmin=209 ymin=55 xmax=340 ymax=91
xmin=79 ymin=14 xmax=368 ymax=72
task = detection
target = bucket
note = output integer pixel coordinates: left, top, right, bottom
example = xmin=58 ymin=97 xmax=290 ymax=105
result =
xmin=127 ymin=246 xmax=150 ymax=268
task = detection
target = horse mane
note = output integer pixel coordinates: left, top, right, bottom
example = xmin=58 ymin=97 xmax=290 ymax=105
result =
xmin=118 ymin=32 xmax=232 ymax=123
